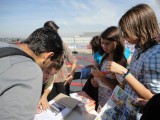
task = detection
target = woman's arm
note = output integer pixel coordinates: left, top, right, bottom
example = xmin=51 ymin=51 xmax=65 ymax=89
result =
xmin=106 ymin=61 xmax=153 ymax=100
xmin=91 ymin=67 xmax=118 ymax=89
xmin=39 ymin=78 xmax=54 ymax=110
xmin=39 ymin=88 xmax=51 ymax=110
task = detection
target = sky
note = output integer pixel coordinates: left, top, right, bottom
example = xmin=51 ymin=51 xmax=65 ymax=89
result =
xmin=0 ymin=0 xmax=160 ymax=38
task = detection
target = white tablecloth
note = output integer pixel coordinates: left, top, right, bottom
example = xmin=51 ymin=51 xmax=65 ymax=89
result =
xmin=65 ymin=106 xmax=98 ymax=120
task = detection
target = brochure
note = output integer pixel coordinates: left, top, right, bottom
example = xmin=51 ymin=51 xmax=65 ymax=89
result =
xmin=34 ymin=93 xmax=79 ymax=120
xmin=95 ymin=86 xmax=139 ymax=120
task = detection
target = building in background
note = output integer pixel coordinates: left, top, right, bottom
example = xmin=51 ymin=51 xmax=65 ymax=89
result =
xmin=62 ymin=32 xmax=101 ymax=54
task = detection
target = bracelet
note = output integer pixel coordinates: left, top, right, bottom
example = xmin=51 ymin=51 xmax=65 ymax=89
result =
xmin=122 ymin=69 xmax=130 ymax=78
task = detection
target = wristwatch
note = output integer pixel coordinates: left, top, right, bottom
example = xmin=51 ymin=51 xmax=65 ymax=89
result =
xmin=122 ymin=69 xmax=130 ymax=78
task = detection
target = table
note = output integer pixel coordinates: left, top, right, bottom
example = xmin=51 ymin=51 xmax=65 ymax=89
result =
xmin=65 ymin=106 xmax=98 ymax=120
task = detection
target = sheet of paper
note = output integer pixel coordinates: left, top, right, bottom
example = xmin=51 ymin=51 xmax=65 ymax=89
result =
xmin=34 ymin=100 xmax=71 ymax=120
xmin=95 ymin=86 xmax=139 ymax=120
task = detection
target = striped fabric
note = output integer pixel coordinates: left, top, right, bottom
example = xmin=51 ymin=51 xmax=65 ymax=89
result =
xmin=124 ymin=43 xmax=160 ymax=99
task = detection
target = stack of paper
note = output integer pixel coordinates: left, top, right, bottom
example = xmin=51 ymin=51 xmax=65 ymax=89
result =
xmin=70 ymin=91 xmax=96 ymax=113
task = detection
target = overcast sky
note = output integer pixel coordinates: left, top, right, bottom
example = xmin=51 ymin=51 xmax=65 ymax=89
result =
xmin=0 ymin=0 xmax=160 ymax=38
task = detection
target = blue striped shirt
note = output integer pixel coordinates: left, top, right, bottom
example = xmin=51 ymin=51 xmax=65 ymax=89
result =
xmin=124 ymin=43 xmax=160 ymax=99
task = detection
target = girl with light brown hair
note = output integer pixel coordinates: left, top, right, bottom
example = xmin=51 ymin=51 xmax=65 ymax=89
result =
xmin=106 ymin=4 xmax=160 ymax=101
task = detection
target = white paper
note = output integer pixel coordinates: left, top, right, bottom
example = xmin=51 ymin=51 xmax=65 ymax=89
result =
xmin=34 ymin=100 xmax=71 ymax=120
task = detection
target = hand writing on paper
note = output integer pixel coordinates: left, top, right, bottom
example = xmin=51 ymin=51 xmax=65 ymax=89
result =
xmin=39 ymin=96 xmax=50 ymax=111
xmin=36 ymin=104 xmax=42 ymax=114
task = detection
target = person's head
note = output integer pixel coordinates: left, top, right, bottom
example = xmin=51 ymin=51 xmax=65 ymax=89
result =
xmin=90 ymin=36 xmax=104 ymax=55
xmin=100 ymin=26 xmax=124 ymax=63
xmin=119 ymin=4 xmax=160 ymax=47
xmin=22 ymin=27 xmax=64 ymax=69
xmin=43 ymin=56 xmax=64 ymax=83
xmin=44 ymin=21 xmax=59 ymax=32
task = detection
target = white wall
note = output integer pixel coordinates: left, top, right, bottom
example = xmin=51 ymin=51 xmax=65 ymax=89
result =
xmin=62 ymin=36 xmax=92 ymax=54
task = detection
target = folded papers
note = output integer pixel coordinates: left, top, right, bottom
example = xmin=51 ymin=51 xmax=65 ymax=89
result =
xmin=70 ymin=91 xmax=96 ymax=113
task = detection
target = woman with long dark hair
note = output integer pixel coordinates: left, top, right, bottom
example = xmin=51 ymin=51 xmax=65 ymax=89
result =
xmin=91 ymin=26 xmax=127 ymax=110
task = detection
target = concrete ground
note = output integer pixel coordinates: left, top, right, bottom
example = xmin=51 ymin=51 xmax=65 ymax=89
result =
xmin=69 ymin=52 xmax=93 ymax=93
xmin=70 ymin=79 xmax=87 ymax=93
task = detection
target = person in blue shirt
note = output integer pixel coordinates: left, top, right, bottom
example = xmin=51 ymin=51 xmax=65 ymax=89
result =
xmin=90 ymin=36 xmax=131 ymax=66
xmin=90 ymin=36 xmax=104 ymax=66
xmin=124 ymin=47 xmax=132 ymax=65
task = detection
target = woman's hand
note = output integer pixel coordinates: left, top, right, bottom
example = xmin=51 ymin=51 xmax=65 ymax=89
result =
xmin=39 ymin=96 xmax=50 ymax=111
xmin=91 ymin=78 xmax=99 ymax=88
xmin=133 ymin=98 xmax=149 ymax=107
xmin=106 ymin=61 xmax=127 ymax=75
xmin=91 ymin=67 xmax=103 ymax=79
xmin=36 ymin=104 xmax=42 ymax=114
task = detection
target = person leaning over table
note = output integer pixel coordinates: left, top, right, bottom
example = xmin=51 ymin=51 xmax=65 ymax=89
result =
xmin=0 ymin=27 xmax=64 ymax=120
xmin=37 ymin=57 xmax=64 ymax=112
xmin=42 ymin=21 xmax=77 ymax=102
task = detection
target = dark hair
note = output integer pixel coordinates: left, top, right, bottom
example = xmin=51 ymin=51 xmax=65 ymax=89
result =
xmin=100 ymin=26 xmax=126 ymax=66
xmin=44 ymin=21 xmax=59 ymax=32
xmin=51 ymin=56 xmax=64 ymax=71
xmin=90 ymin=36 xmax=104 ymax=55
xmin=22 ymin=27 xmax=64 ymax=61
